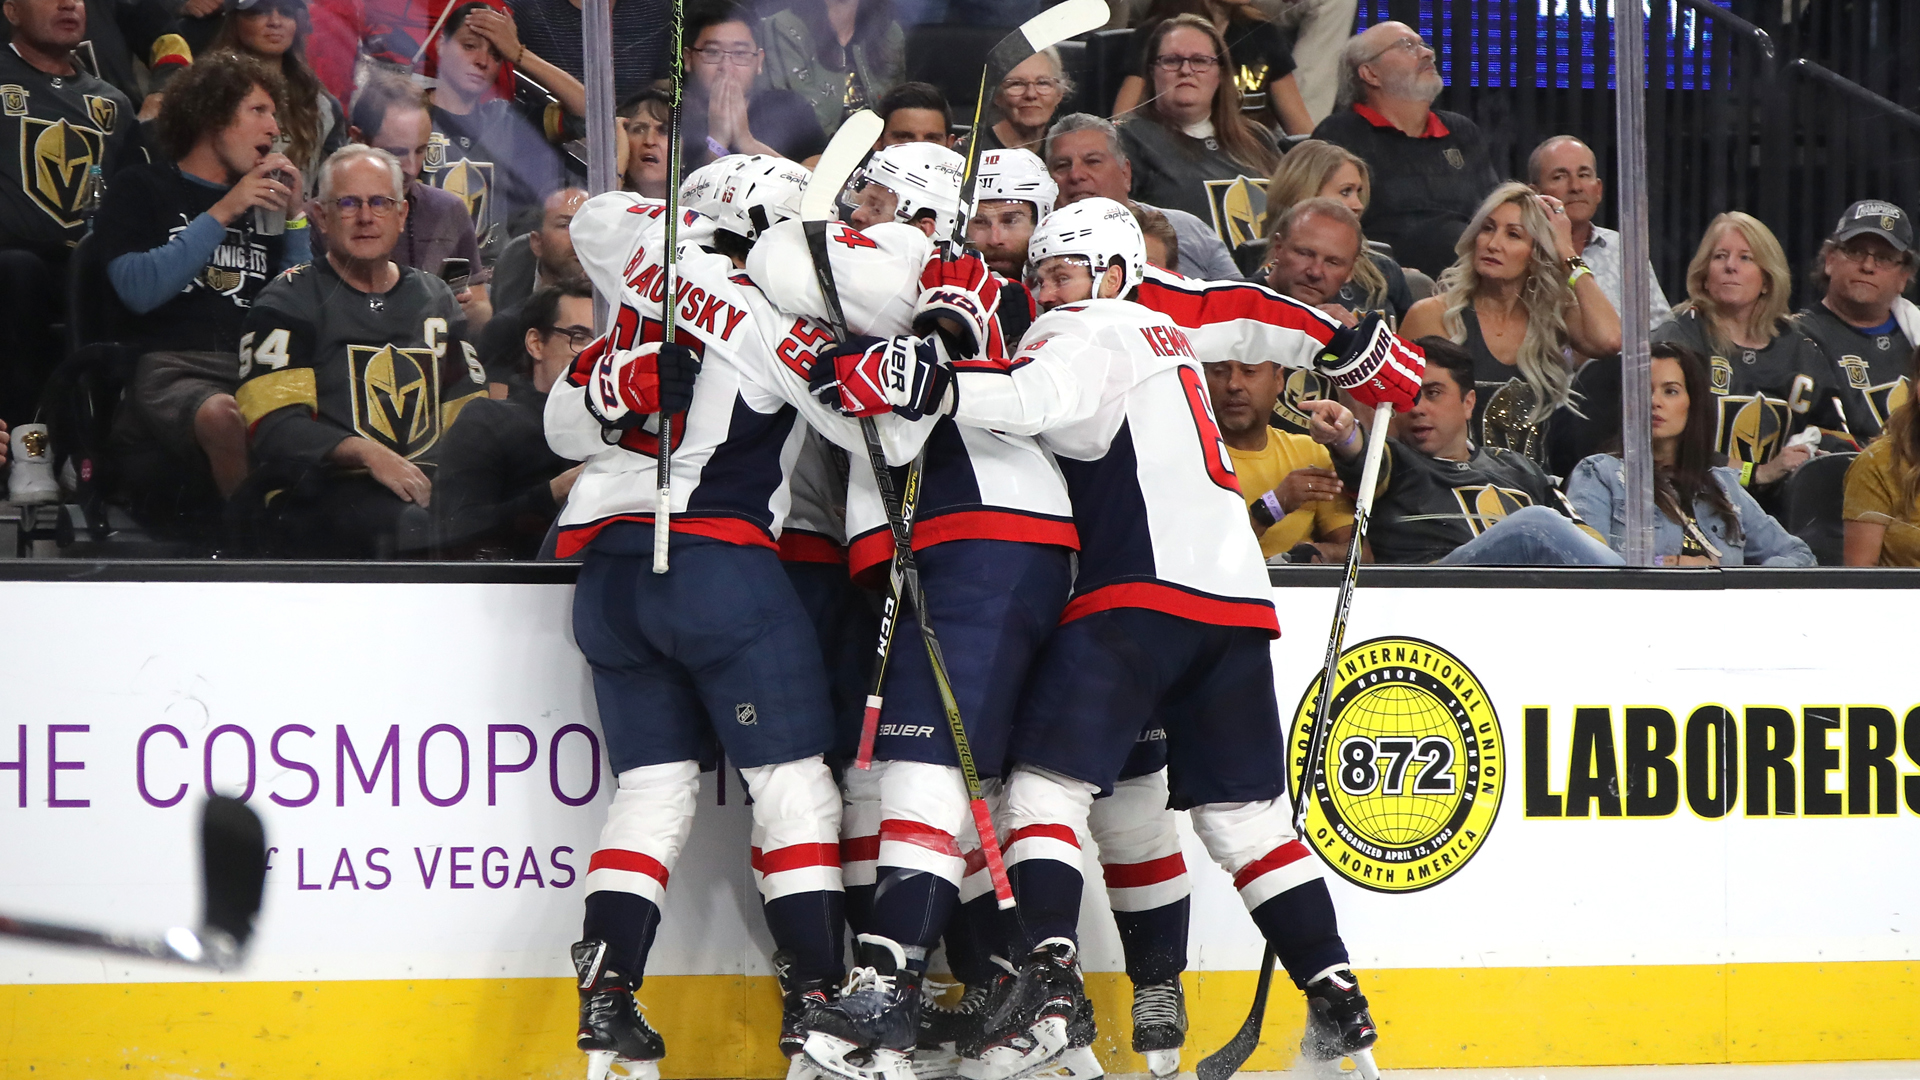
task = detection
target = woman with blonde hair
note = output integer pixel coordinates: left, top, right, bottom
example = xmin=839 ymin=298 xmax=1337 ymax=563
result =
xmin=1400 ymin=181 xmax=1622 ymax=460
xmin=1117 ymin=13 xmax=1280 ymax=244
xmin=1256 ymin=138 xmax=1409 ymax=320
xmin=1651 ymin=211 xmax=1841 ymax=488
xmin=1111 ymin=0 xmax=1311 ymax=135
xmin=1845 ymin=345 xmax=1920 ymax=565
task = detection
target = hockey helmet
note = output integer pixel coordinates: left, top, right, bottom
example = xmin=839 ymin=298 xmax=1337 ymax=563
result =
xmin=680 ymin=154 xmax=747 ymax=210
xmin=699 ymin=154 xmax=810 ymax=243
xmin=1026 ymin=197 xmax=1146 ymax=297
xmin=969 ymin=148 xmax=1057 ymax=223
xmin=849 ymin=141 xmax=966 ymax=238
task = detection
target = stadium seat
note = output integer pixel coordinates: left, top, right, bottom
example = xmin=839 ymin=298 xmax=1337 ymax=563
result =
xmin=905 ymin=23 xmax=1014 ymax=122
xmin=1779 ymin=450 xmax=1855 ymax=566
xmin=1083 ymin=28 xmax=1132 ymax=118
xmin=37 ymin=230 xmax=135 ymax=541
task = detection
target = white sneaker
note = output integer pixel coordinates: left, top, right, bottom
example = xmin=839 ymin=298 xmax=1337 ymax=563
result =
xmin=8 ymin=423 xmax=58 ymax=504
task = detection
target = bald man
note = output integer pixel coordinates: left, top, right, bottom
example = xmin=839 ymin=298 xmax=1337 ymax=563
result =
xmin=1529 ymin=135 xmax=1671 ymax=332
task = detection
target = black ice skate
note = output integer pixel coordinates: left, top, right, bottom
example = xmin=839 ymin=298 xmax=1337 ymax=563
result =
xmin=913 ymin=979 xmax=984 ymax=1080
xmin=959 ymin=938 xmax=1084 ymax=1080
xmin=803 ymin=934 xmax=922 ymax=1080
xmin=1130 ymin=979 xmax=1186 ymax=1079
xmin=777 ymin=949 xmax=839 ymax=1060
xmin=572 ymin=940 xmax=665 ymax=1080
xmin=1300 ymin=967 xmax=1380 ymax=1080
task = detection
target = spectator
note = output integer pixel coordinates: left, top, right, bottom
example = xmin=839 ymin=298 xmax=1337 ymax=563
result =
xmin=436 ymin=279 xmax=583 ymax=556
xmin=1045 ymin=112 xmax=1240 ymax=281
xmin=1527 ymin=135 xmax=1670 ymax=333
xmin=1256 ymin=138 xmax=1411 ymax=320
xmin=873 ymin=80 xmax=950 ymax=148
xmin=343 ymin=75 xmax=483 ymax=285
xmin=971 ymin=48 xmax=1068 ymax=157
xmin=1844 ymin=346 xmax=1920 ymax=566
xmin=71 ymin=0 xmax=179 ymax=110
xmin=1264 ymin=197 xmax=1363 ymax=325
xmin=234 ymin=145 xmax=487 ymax=556
xmin=1311 ymin=20 xmax=1498 ymax=277
xmin=1113 ymin=0 xmax=1309 ymax=136
xmin=1566 ymin=343 xmax=1813 ymax=567
xmin=1400 ymin=182 xmax=1621 ymax=462
xmin=679 ymin=2 xmax=824 ymax=167
xmin=422 ymin=1 xmax=577 ymax=241
xmin=506 ymin=0 xmax=668 ymax=101
xmin=1651 ymin=212 xmax=1842 ymax=488
xmin=964 ymin=147 xmax=1054 ymax=280
xmin=1795 ymin=200 xmax=1916 ymax=442
xmin=208 ymin=0 xmax=348 ymax=195
xmin=758 ymin=0 xmax=902 ymax=138
xmin=0 ymin=0 xmax=139 ymax=426
xmin=1335 ymin=337 xmax=1621 ymax=566
xmin=1286 ymin=0 xmax=1356 ymax=123
xmin=1207 ymin=357 xmax=1356 ymax=562
xmin=618 ymin=85 xmax=670 ymax=196
xmin=1130 ymin=201 xmax=1178 ymax=271
xmin=93 ymin=52 xmax=306 ymax=525
xmin=1117 ymin=14 xmax=1279 ymax=248
xmin=489 ymin=185 xmax=585 ymax=314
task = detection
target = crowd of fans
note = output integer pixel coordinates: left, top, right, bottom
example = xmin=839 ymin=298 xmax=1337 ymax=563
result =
xmin=0 ymin=0 xmax=1912 ymax=567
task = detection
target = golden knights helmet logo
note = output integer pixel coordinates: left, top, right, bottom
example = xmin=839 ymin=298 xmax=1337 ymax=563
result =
xmin=1271 ymin=367 xmax=1336 ymax=433
xmin=1204 ymin=175 xmax=1267 ymax=250
xmin=21 ymin=117 xmax=105 ymax=228
xmin=1716 ymin=393 xmax=1787 ymax=466
xmin=84 ymin=94 xmax=117 ymax=133
xmin=0 ymin=85 xmax=27 ymax=117
xmin=439 ymin=158 xmax=494 ymax=233
xmin=349 ymin=344 xmax=443 ymax=458
xmin=1450 ymin=483 xmax=1532 ymax=536
xmin=1478 ymin=378 xmax=1543 ymax=459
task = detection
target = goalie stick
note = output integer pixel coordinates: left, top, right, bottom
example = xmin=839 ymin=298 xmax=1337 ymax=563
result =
xmin=1195 ymin=403 xmax=1396 ymax=1080
xmin=800 ymin=110 xmax=1018 ymax=910
xmin=0 ymin=796 xmax=267 ymax=969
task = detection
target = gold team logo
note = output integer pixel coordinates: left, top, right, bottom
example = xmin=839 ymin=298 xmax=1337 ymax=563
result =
xmin=1290 ymin=637 xmax=1504 ymax=893
xmin=1234 ymin=59 xmax=1270 ymax=100
xmin=1271 ymin=367 xmax=1335 ymax=432
xmin=1834 ymin=357 xmax=1910 ymax=430
xmin=21 ymin=116 xmax=105 ymax=227
xmin=0 ymin=85 xmax=27 ymax=117
xmin=84 ymin=93 xmax=117 ymax=132
xmin=1450 ymin=484 xmax=1532 ymax=535
xmin=438 ymin=157 xmax=494 ymax=232
xmin=1204 ymin=175 xmax=1266 ymax=249
xmin=349 ymin=344 xmax=442 ymax=458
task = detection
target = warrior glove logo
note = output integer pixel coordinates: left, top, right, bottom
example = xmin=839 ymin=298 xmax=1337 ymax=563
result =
xmin=1290 ymin=636 xmax=1504 ymax=893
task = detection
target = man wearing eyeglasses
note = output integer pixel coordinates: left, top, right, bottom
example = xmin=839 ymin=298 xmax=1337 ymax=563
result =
xmin=1795 ymin=200 xmax=1918 ymax=442
xmin=1310 ymin=19 xmax=1498 ymax=277
xmin=233 ymin=145 xmax=489 ymax=556
xmin=679 ymin=0 xmax=825 ymax=168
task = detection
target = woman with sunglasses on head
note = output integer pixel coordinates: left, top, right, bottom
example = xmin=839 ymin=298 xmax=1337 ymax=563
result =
xmin=1565 ymin=343 xmax=1813 ymax=567
xmin=1116 ymin=14 xmax=1281 ymax=253
xmin=208 ymin=0 xmax=346 ymax=196
xmin=1112 ymin=0 xmax=1310 ymax=136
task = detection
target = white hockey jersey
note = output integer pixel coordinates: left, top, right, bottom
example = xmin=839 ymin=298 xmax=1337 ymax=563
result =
xmin=547 ymin=192 xmax=921 ymax=558
xmin=750 ymin=218 xmax=1077 ymax=579
xmin=954 ymin=298 xmax=1279 ymax=635
xmin=1137 ymin=263 xmax=1339 ymax=370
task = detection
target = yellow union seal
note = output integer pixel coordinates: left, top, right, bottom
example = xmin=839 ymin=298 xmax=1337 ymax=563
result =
xmin=1288 ymin=636 xmax=1504 ymax=893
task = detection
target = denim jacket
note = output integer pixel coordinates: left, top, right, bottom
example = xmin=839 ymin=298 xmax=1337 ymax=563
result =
xmin=1564 ymin=454 xmax=1815 ymax=566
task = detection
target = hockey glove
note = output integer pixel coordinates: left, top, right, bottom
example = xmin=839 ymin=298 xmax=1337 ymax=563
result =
xmin=808 ymin=334 xmax=954 ymax=420
xmin=583 ymin=339 xmax=704 ymax=431
xmin=912 ymin=251 xmax=1002 ymax=359
xmin=1318 ymin=311 xmax=1424 ymax=411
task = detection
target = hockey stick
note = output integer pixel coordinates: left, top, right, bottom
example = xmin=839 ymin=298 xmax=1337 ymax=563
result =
xmin=650 ymin=0 xmax=686 ymax=574
xmin=1195 ymin=402 xmax=1395 ymax=1080
xmin=0 ymin=796 xmax=267 ymax=969
xmin=800 ymin=111 xmax=1016 ymax=911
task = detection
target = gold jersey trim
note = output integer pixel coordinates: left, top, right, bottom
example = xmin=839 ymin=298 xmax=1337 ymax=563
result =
xmin=236 ymin=367 xmax=318 ymax=426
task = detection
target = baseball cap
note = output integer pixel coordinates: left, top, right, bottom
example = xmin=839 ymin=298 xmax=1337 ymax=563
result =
xmin=1831 ymin=199 xmax=1913 ymax=253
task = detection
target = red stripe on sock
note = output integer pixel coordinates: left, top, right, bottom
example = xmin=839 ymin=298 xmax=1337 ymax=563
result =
xmin=1008 ymin=823 xmax=1080 ymax=848
xmin=878 ymin=818 xmax=962 ymax=857
xmin=588 ymin=848 xmax=670 ymax=886
xmin=753 ymin=842 xmax=842 ymax=875
xmin=1232 ymin=841 xmax=1310 ymax=890
xmin=1102 ymin=851 xmax=1188 ymax=889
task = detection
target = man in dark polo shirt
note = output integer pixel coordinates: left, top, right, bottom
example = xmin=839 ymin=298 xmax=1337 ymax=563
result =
xmin=1794 ymin=200 xmax=1916 ymax=443
xmin=1310 ymin=19 xmax=1498 ymax=277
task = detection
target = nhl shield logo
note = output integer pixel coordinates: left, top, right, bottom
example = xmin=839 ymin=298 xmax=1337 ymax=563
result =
xmin=0 ymin=86 xmax=26 ymax=117
xmin=736 ymin=703 xmax=758 ymax=726
xmin=84 ymin=94 xmax=116 ymax=132
xmin=349 ymin=344 xmax=443 ymax=458
xmin=20 ymin=116 xmax=105 ymax=227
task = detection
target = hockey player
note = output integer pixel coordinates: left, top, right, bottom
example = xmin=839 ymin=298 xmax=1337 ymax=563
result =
xmin=547 ymin=156 xmax=933 ymax=1079
xmin=813 ymin=198 xmax=1422 ymax=1080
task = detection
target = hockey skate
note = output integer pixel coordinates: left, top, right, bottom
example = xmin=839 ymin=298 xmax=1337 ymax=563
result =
xmin=803 ymin=934 xmax=922 ymax=1080
xmin=1299 ymin=967 xmax=1379 ymax=1080
xmin=912 ymin=978 xmax=982 ymax=1080
xmin=1130 ymin=979 xmax=1185 ymax=1079
xmin=777 ymin=949 xmax=839 ymax=1060
xmin=572 ymin=940 xmax=665 ymax=1080
xmin=959 ymin=939 xmax=1084 ymax=1080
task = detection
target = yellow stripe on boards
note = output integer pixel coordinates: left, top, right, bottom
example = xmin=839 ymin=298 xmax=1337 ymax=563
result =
xmin=2 ymin=962 xmax=1915 ymax=1078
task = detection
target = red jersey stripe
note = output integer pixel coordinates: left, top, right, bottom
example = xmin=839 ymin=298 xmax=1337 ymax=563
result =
xmin=1137 ymin=277 xmax=1338 ymax=349
xmin=556 ymin=513 xmax=778 ymax=559
xmin=840 ymin=835 xmax=880 ymax=863
xmin=779 ymin=530 xmax=846 ymax=565
xmin=846 ymin=509 xmax=1080 ymax=579
xmin=1060 ymin=581 xmax=1281 ymax=637
xmin=588 ymin=848 xmax=670 ymax=886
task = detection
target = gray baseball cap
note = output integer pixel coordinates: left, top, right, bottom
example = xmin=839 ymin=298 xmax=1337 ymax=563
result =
xmin=1832 ymin=199 xmax=1913 ymax=252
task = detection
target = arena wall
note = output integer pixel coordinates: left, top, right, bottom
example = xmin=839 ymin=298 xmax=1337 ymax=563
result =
xmin=1 ymin=569 xmax=1915 ymax=1077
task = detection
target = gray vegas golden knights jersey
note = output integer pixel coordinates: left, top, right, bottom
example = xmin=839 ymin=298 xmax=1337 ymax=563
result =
xmin=1793 ymin=302 xmax=1913 ymax=442
xmin=0 ymin=45 xmax=135 ymax=255
xmin=236 ymin=258 xmax=487 ymax=468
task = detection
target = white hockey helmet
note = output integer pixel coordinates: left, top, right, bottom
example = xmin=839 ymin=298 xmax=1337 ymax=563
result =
xmin=699 ymin=154 xmax=810 ymax=243
xmin=1026 ymin=197 xmax=1146 ymax=297
xmin=680 ymin=154 xmax=747 ymax=209
xmin=851 ymin=141 xmax=966 ymax=237
xmin=969 ymin=148 xmax=1057 ymax=222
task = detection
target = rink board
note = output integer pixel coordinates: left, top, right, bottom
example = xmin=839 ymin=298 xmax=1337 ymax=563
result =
xmin=0 ymin=569 xmax=1916 ymax=1077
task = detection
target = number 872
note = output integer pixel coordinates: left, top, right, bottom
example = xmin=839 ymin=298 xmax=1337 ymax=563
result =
xmin=1335 ymin=735 xmax=1458 ymax=797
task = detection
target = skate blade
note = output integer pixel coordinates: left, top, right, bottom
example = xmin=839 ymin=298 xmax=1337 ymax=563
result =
xmin=912 ymin=1043 xmax=962 ymax=1080
xmin=1027 ymin=1044 xmax=1103 ymax=1080
xmin=803 ymin=1032 xmax=914 ymax=1080
xmin=1141 ymin=1047 xmax=1179 ymax=1079
xmin=959 ymin=1016 xmax=1070 ymax=1080
xmin=585 ymin=1050 xmax=659 ymax=1080
xmin=1345 ymin=1049 xmax=1380 ymax=1080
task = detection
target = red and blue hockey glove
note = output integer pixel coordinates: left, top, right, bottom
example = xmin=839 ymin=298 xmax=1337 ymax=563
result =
xmin=1319 ymin=312 xmax=1424 ymax=411
xmin=583 ymin=339 xmax=703 ymax=430
xmin=912 ymin=250 xmax=1001 ymax=359
xmin=808 ymin=334 xmax=954 ymax=420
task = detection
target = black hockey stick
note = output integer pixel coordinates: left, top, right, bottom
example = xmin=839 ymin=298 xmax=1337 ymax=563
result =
xmin=1196 ymin=403 xmax=1395 ymax=1080
xmin=650 ymin=0 xmax=687 ymax=574
xmin=801 ymin=111 xmax=1017 ymax=910
xmin=0 ymin=796 xmax=267 ymax=969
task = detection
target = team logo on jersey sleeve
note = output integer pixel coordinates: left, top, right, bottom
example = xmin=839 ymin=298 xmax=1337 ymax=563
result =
xmin=350 ymin=344 xmax=443 ymax=458
xmin=20 ymin=116 xmax=105 ymax=227
xmin=1290 ymin=637 xmax=1504 ymax=893
xmin=1203 ymin=175 xmax=1267 ymax=249
xmin=0 ymin=86 xmax=27 ymax=117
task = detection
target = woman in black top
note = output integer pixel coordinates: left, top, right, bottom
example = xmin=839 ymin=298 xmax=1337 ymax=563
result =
xmin=1112 ymin=0 xmax=1309 ymax=135
xmin=208 ymin=0 xmax=346 ymax=196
